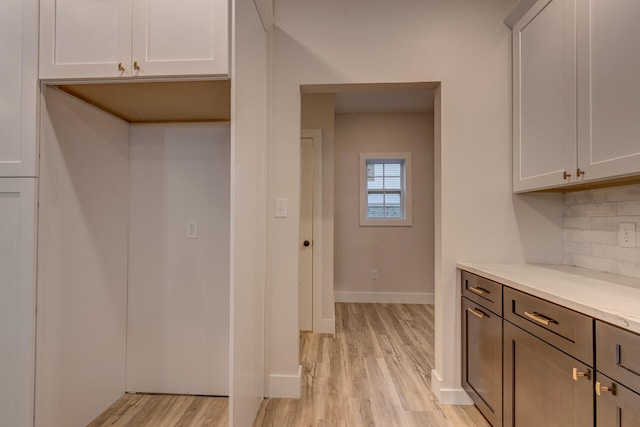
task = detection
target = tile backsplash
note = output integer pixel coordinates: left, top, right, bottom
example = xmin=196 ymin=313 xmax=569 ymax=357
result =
xmin=563 ymin=183 xmax=640 ymax=278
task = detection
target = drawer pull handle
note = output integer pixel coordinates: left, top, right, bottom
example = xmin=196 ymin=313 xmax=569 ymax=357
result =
xmin=468 ymin=286 xmax=488 ymax=296
xmin=596 ymin=381 xmax=616 ymax=396
xmin=467 ymin=307 xmax=487 ymax=319
xmin=524 ymin=311 xmax=556 ymax=326
xmin=572 ymin=367 xmax=590 ymax=381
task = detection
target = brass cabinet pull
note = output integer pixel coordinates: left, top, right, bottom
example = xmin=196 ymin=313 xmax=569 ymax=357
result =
xmin=596 ymin=381 xmax=616 ymax=396
xmin=577 ymin=168 xmax=585 ymax=177
xmin=118 ymin=62 xmax=125 ymax=72
xmin=467 ymin=307 xmax=487 ymax=319
xmin=572 ymin=367 xmax=590 ymax=381
xmin=134 ymin=61 xmax=140 ymax=71
xmin=563 ymin=171 xmax=571 ymax=180
xmin=468 ymin=286 xmax=488 ymax=296
xmin=524 ymin=311 xmax=556 ymax=326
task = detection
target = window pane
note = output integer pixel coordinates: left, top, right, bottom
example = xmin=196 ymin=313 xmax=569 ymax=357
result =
xmin=364 ymin=158 xmax=406 ymax=221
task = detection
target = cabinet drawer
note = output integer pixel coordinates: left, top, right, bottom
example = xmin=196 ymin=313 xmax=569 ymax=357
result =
xmin=596 ymin=321 xmax=640 ymax=393
xmin=504 ymin=287 xmax=593 ymax=365
xmin=461 ymin=271 xmax=502 ymax=315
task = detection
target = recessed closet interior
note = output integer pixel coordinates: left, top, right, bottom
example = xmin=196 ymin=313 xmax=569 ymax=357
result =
xmin=36 ymin=85 xmax=230 ymax=426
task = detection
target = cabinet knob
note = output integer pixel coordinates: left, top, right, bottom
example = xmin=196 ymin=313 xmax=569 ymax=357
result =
xmin=572 ymin=367 xmax=590 ymax=381
xmin=577 ymin=168 xmax=585 ymax=177
xmin=118 ymin=63 xmax=125 ymax=72
xmin=563 ymin=171 xmax=571 ymax=180
xmin=134 ymin=61 xmax=140 ymax=71
xmin=595 ymin=381 xmax=616 ymax=396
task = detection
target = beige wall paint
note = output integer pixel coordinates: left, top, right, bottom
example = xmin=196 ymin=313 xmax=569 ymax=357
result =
xmin=300 ymin=93 xmax=336 ymax=330
xmin=267 ymin=0 xmax=565 ymax=403
xmin=334 ymin=112 xmax=434 ymax=299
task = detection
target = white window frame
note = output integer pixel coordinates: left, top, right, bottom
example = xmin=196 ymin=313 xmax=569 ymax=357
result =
xmin=359 ymin=152 xmax=412 ymax=227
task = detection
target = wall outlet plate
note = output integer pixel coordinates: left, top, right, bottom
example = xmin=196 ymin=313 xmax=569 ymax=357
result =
xmin=186 ymin=220 xmax=198 ymax=239
xmin=618 ymin=222 xmax=636 ymax=248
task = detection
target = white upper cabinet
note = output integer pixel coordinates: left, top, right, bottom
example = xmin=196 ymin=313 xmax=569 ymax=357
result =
xmin=39 ymin=0 xmax=228 ymax=80
xmin=132 ymin=0 xmax=228 ymax=77
xmin=513 ymin=0 xmax=640 ymax=192
xmin=0 ymin=0 xmax=38 ymax=177
xmin=576 ymin=0 xmax=640 ymax=182
xmin=513 ymin=0 xmax=577 ymax=192
xmin=39 ymin=0 xmax=133 ymax=80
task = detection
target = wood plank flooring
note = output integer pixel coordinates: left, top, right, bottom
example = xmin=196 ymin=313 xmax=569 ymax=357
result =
xmin=90 ymin=303 xmax=488 ymax=426
xmin=253 ymin=303 xmax=490 ymax=427
xmin=88 ymin=393 xmax=228 ymax=426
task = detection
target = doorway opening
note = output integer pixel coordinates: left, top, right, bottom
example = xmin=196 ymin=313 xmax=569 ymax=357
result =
xmin=298 ymin=82 xmax=438 ymax=336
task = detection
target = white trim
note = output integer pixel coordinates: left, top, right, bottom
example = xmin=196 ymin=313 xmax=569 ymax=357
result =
xmin=315 ymin=317 xmax=336 ymax=335
xmin=335 ymin=291 xmax=434 ymax=304
xmin=430 ymin=369 xmax=473 ymax=405
xmin=267 ymin=365 xmax=302 ymax=398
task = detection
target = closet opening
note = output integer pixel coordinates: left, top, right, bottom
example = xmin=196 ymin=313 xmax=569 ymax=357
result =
xmin=35 ymin=83 xmax=231 ymax=426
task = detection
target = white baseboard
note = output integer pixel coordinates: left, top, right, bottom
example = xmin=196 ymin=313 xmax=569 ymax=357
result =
xmin=430 ymin=369 xmax=473 ymax=405
xmin=314 ymin=317 xmax=335 ymax=335
xmin=335 ymin=291 xmax=434 ymax=304
xmin=267 ymin=365 xmax=301 ymax=398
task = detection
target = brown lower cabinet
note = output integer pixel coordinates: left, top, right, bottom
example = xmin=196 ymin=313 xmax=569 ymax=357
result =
xmin=595 ymin=372 xmax=640 ymax=427
xmin=461 ymin=296 xmax=503 ymax=427
xmin=503 ymin=321 xmax=594 ymax=427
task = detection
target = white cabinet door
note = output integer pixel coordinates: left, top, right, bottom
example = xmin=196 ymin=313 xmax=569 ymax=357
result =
xmin=577 ymin=0 xmax=640 ymax=182
xmin=0 ymin=178 xmax=37 ymax=427
xmin=131 ymin=0 xmax=229 ymax=77
xmin=39 ymin=0 xmax=133 ymax=80
xmin=513 ymin=0 xmax=577 ymax=192
xmin=0 ymin=0 xmax=38 ymax=177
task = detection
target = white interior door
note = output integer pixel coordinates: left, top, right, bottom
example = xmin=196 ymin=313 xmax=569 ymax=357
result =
xmin=299 ymin=137 xmax=314 ymax=331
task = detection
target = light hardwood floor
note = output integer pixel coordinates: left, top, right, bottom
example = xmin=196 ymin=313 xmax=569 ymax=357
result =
xmin=90 ymin=303 xmax=488 ymax=426
xmin=253 ymin=303 xmax=489 ymax=427
xmin=88 ymin=393 xmax=228 ymax=426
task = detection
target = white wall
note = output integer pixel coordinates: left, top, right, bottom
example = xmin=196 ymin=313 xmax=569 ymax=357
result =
xmin=334 ymin=112 xmax=434 ymax=303
xmin=36 ymin=87 xmax=129 ymax=426
xmin=267 ymin=0 xmax=564 ymax=402
xmin=230 ymin=0 xmax=268 ymax=424
xmin=563 ymin=183 xmax=640 ymax=278
xmin=126 ymin=123 xmax=230 ymax=396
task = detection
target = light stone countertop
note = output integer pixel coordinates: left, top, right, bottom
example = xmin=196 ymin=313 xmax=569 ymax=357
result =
xmin=456 ymin=262 xmax=640 ymax=335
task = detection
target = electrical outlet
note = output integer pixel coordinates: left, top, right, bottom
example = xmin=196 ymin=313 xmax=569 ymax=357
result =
xmin=186 ymin=220 xmax=198 ymax=239
xmin=619 ymin=222 xmax=636 ymax=248
xmin=371 ymin=270 xmax=378 ymax=280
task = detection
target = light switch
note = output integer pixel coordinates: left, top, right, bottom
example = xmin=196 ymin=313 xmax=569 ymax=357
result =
xmin=275 ymin=198 xmax=288 ymax=218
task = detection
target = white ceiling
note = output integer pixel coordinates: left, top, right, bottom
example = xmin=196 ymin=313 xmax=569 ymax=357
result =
xmin=334 ymin=90 xmax=434 ymax=114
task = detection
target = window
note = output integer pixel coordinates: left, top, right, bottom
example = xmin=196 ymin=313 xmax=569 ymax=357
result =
xmin=359 ymin=152 xmax=412 ymax=226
